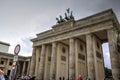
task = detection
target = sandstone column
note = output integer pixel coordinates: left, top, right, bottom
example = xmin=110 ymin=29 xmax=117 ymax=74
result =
xmin=22 ymin=61 xmax=26 ymax=74
xmin=50 ymin=42 xmax=57 ymax=80
xmin=29 ymin=47 xmax=36 ymax=75
xmin=39 ymin=44 xmax=46 ymax=80
xmin=107 ymin=29 xmax=120 ymax=80
xmin=35 ymin=47 xmax=40 ymax=77
xmin=69 ymin=38 xmax=75 ymax=80
xmin=27 ymin=61 xmax=30 ymax=75
xmin=5 ymin=59 xmax=10 ymax=74
xmin=86 ymin=34 xmax=95 ymax=80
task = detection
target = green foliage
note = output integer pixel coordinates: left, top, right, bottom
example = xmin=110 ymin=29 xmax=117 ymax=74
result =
xmin=105 ymin=67 xmax=112 ymax=78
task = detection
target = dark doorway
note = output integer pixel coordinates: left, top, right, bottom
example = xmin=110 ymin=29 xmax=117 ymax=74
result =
xmin=7 ymin=70 xmax=11 ymax=76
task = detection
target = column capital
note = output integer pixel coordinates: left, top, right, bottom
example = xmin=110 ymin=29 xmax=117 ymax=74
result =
xmin=52 ymin=42 xmax=57 ymax=47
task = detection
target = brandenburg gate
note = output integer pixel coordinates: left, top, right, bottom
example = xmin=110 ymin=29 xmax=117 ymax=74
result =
xmin=29 ymin=9 xmax=120 ymax=80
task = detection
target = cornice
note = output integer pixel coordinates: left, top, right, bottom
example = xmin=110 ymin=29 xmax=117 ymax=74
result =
xmin=31 ymin=9 xmax=119 ymax=44
xmin=0 ymin=41 xmax=10 ymax=46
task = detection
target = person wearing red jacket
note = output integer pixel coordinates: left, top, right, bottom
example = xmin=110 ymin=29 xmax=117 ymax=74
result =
xmin=77 ymin=75 xmax=82 ymax=80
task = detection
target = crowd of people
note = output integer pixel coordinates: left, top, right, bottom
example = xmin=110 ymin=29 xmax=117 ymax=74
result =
xmin=59 ymin=75 xmax=90 ymax=80
xmin=77 ymin=75 xmax=115 ymax=80
xmin=0 ymin=69 xmax=117 ymax=80
xmin=77 ymin=75 xmax=90 ymax=80
xmin=16 ymin=74 xmax=35 ymax=80
xmin=0 ymin=69 xmax=35 ymax=80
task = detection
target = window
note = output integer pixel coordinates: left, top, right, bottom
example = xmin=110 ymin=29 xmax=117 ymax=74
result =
xmin=78 ymin=53 xmax=85 ymax=60
xmin=61 ymin=56 xmax=66 ymax=61
xmin=1 ymin=61 xmax=4 ymax=64
xmin=117 ymin=45 xmax=120 ymax=52
xmin=48 ymin=57 xmax=51 ymax=61
xmin=39 ymin=58 xmax=40 ymax=62
xmin=9 ymin=61 xmax=12 ymax=66
xmin=96 ymin=41 xmax=100 ymax=49
xmin=80 ymin=44 xmax=84 ymax=51
xmin=96 ymin=51 xmax=102 ymax=59
xmin=62 ymin=47 xmax=66 ymax=53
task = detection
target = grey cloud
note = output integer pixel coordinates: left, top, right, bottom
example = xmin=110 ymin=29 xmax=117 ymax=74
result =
xmin=19 ymin=37 xmax=33 ymax=56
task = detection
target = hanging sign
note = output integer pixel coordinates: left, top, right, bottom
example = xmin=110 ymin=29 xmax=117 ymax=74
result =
xmin=14 ymin=44 xmax=21 ymax=55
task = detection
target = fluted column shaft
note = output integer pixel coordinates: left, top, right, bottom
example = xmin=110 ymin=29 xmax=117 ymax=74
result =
xmin=69 ymin=38 xmax=75 ymax=80
xmin=50 ymin=42 xmax=57 ymax=80
xmin=86 ymin=34 xmax=95 ymax=80
xmin=35 ymin=47 xmax=40 ymax=77
xmin=29 ymin=47 xmax=36 ymax=75
xmin=27 ymin=61 xmax=30 ymax=75
xmin=5 ymin=59 xmax=10 ymax=74
xmin=39 ymin=44 xmax=46 ymax=80
xmin=107 ymin=29 xmax=120 ymax=80
xmin=22 ymin=61 xmax=26 ymax=74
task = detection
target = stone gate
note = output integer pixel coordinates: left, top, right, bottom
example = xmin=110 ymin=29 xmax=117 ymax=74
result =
xmin=30 ymin=9 xmax=120 ymax=80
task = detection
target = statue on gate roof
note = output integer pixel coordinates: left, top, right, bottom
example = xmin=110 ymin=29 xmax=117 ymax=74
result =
xmin=56 ymin=8 xmax=75 ymax=24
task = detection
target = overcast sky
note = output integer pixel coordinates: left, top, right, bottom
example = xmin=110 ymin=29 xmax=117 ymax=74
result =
xmin=0 ymin=0 xmax=120 ymax=68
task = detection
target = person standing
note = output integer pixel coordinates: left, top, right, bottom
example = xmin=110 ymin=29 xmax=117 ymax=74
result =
xmin=0 ymin=69 xmax=5 ymax=80
xmin=77 ymin=75 xmax=82 ymax=80
xmin=59 ymin=77 xmax=61 ymax=80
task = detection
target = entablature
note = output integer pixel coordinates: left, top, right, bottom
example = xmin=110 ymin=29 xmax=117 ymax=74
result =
xmin=32 ymin=9 xmax=120 ymax=47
